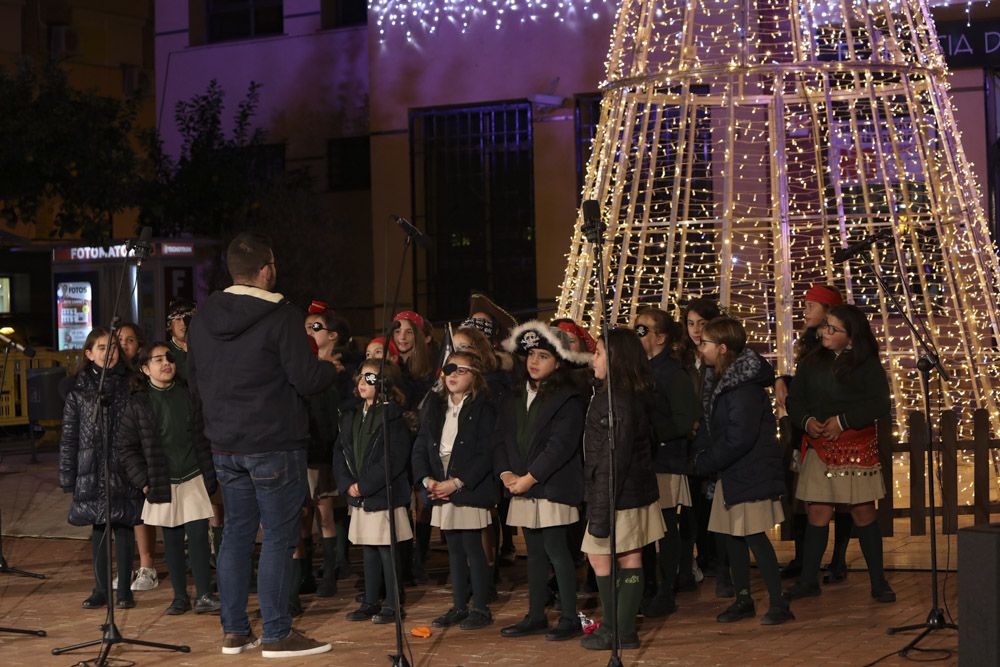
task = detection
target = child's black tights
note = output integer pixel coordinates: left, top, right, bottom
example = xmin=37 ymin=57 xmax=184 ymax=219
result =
xmin=445 ymin=528 xmax=491 ymax=611
xmin=162 ymin=519 xmax=212 ymax=601
xmin=523 ymin=525 xmax=576 ymax=622
xmin=92 ymin=523 xmax=134 ymax=597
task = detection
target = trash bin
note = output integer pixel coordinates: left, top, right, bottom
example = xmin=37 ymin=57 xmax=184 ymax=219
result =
xmin=27 ymin=367 xmax=67 ymax=422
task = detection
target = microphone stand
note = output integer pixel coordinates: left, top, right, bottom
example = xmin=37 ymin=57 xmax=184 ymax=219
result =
xmin=851 ymin=247 xmax=958 ymax=654
xmin=377 ymin=215 xmax=417 ymax=667
xmin=53 ymin=238 xmax=190 ymax=664
xmin=582 ymin=201 xmax=623 ymax=667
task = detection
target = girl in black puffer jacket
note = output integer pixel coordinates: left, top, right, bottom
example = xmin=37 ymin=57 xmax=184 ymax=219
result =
xmin=116 ymin=342 xmax=219 ymax=616
xmin=59 ymin=327 xmax=144 ymax=610
xmin=692 ymin=318 xmax=791 ymax=626
xmin=580 ymin=328 xmax=664 ymax=651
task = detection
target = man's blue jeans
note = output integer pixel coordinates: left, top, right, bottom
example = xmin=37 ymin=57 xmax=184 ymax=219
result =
xmin=213 ymin=449 xmax=307 ymax=643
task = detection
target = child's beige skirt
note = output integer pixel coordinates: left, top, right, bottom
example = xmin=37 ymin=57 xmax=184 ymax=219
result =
xmin=348 ymin=506 xmax=414 ymax=545
xmin=506 ymin=496 xmax=579 ymax=529
xmin=657 ymin=473 xmax=692 ymax=509
xmin=708 ymin=480 xmax=784 ymax=537
xmin=141 ymin=475 xmax=214 ymax=528
xmin=795 ymin=449 xmax=885 ymax=506
xmin=431 ymin=503 xmax=492 ymax=530
xmin=581 ymin=501 xmax=666 ymax=555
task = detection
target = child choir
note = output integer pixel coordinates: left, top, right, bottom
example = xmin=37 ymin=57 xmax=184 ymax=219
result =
xmin=60 ymin=287 xmax=895 ymax=650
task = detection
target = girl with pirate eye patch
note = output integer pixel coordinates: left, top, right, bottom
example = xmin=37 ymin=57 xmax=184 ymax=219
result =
xmin=411 ymin=351 xmax=499 ymax=630
xmin=633 ymin=307 xmax=699 ymax=618
xmin=332 ymin=360 xmax=413 ymax=625
xmin=116 ymin=342 xmax=219 ymax=615
xmin=494 ymin=321 xmax=592 ymax=642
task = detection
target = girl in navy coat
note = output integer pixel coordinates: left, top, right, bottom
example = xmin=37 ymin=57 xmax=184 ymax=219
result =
xmin=692 ymin=318 xmax=792 ymax=625
xmin=634 ymin=307 xmax=698 ymax=616
xmin=333 ymin=360 xmax=413 ymax=625
xmin=495 ymin=321 xmax=591 ymax=641
xmin=412 ymin=350 xmax=498 ymax=630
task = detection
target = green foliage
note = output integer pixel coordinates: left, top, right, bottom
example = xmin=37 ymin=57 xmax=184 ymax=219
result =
xmin=139 ymin=79 xmax=293 ymax=237
xmin=0 ymin=62 xmax=138 ymax=242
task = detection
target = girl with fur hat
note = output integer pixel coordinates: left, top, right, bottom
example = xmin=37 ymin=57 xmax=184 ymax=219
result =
xmin=333 ymin=360 xmax=414 ymax=625
xmin=412 ymin=350 xmax=499 ymax=630
xmin=495 ymin=322 xmax=590 ymax=642
xmin=581 ymin=328 xmax=665 ymax=650
xmin=692 ymin=317 xmax=791 ymax=625
xmin=774 ymin=285 xmax=854 ymax=583
xmin=784 ymin=304 xmax=895 ymax=605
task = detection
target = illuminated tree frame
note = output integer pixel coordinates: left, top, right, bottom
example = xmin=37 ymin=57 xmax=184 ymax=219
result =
xmin=557 ymin=0 xmax=1000 ymax=447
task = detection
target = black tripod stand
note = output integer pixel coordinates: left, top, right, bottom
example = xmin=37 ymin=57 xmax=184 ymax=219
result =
xmin=376 ymin=214 xmax=430 ymax=667
xmin=52 ymin=229 xmax=190 ymax=665
xmin=847 ymin=244 xmax=957 ymax=656
xmin=0 ymin=509 xmax=46 ymax=579
xmin=582 ymin=200 xmax=624 ymax=667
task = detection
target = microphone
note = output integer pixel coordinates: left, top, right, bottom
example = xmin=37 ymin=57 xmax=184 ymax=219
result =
xmin=832 ymin=227 xmax=900 ymax=263
xmin=391 ymin=215 xmax=431 ymax=249
xmin=0 ymin=332 xmax=35 ymax=358
xmin=128 ymin=227 xmax=154 ymax=266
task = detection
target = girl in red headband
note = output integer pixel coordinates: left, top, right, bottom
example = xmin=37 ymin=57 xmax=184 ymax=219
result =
xmin=774 ymin=285 xmax=854 ymax=585
xmin=784 ymin=304 xmax=894 ymax=606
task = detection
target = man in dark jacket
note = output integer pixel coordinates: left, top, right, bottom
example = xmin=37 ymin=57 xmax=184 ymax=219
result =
xmin=188 ymin=233 xmax=335 ymax=658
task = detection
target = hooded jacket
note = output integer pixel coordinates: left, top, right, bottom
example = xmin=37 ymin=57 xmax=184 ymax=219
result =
xmin=692 ymin=348 xmax=785 ymax=506
xmin=187 ymin=285 xmax=336 ymax=455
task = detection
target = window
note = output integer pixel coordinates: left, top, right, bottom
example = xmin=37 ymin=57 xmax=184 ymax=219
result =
xmin=206 ymin=0 xmax=283 ymax=43
xmin=574 ymin=94 xmax=602 ymax=204
xmin=0 ymin=277 xmax=10 ymax=314
xmin=410 ymin=102 xmax=536 ymax=321
xmin=321 ymin=0 xmax=367 ymax=29
xmin=328 ymin=137 xmax=371 ymax=191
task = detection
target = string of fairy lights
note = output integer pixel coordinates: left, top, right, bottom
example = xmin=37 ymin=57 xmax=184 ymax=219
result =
xmin=370 ymin=0 xmax=618 ymax=44
xmin=555 ymin=0 xmax=1000 ymax=505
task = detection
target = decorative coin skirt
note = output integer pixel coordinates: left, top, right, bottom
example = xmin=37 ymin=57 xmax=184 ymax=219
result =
xmin=795 ymin=449 xmax=886 ymax=505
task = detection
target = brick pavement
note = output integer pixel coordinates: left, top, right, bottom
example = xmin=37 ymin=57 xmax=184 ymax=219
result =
xmin=0 ymin=536 xmax=960 ymax=667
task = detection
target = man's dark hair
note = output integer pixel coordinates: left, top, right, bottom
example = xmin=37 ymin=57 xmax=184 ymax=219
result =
xmin=227 ymin=232 xmax=273 ymax=282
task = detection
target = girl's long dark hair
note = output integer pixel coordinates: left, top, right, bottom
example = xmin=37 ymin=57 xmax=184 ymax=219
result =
xmin=826 ymin=304 xmax=880 ymax=381
xmin=599 ymin=328 xmax=653 ymax=394
xmin=681 ymin=297 xmax=722 ymax=360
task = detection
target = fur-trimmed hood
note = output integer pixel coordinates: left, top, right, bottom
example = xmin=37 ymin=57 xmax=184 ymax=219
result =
xmin=502 ymin=320 xmax=593 ymax=368
xmin=702 ymin=347 xmax=774 ymax=420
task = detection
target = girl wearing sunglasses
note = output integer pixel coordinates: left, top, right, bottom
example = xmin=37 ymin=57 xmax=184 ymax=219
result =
xmin=333 ymin=360 xmax=413 ymax=625
xmin=411 ymin=351 xmax=498 ymax=630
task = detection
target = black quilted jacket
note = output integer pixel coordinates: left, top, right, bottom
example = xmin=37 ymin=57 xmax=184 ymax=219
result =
xmin=583 ymin=387 xmax=660 ymax=539
xmin=58 ymin=363 xmax=143 ymax=526
xmin=116 ymin=381 xmax=217 ymax=504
